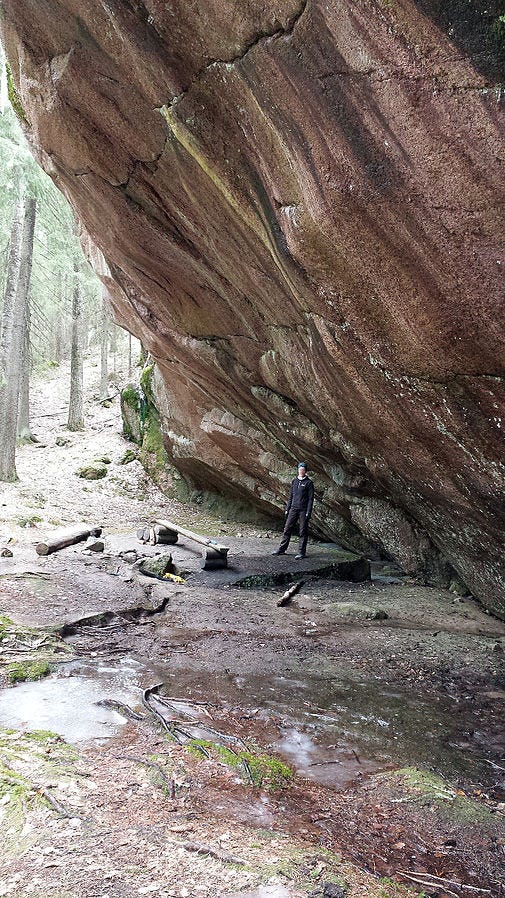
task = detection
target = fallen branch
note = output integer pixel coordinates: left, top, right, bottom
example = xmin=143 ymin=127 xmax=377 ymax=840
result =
xmin=36 ymin=784 xmax=73 ymax=818
xmin=95 ymin=699 xmax=145 ymax=721
xmin=481 ymin=758 xmax=505 ymax=772
xmin=308 ymin=759 xmax=343 ymax=767
xmin=277 ymin=579 xmax=304 ymax=607
xmin=241 ymin=757 xmax=254 ymax=785
xmin=1 ymin=764 xmax=74 ymax=819
xmin=168 ymin=837 xmax=245 ymax=866
xmin=397 ymin=870 xmax=492 ymax=894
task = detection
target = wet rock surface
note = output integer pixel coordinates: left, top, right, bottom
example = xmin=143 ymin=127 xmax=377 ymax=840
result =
xmin=2 ymin=0 xmax=505 ymax=614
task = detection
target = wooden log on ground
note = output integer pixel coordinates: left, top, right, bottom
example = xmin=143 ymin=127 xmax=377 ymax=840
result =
xmin=36 ymin=525 xmax=102 ymax=556
xmin=153 ymin=524 xmax=178 ymax=545
xmin=154 ymin=519 xmax=229 ymax=567
xmin=200 ymin=547 xmax=228 ymax=570
xmin=277 ymin=579 xmax=304 ymax=607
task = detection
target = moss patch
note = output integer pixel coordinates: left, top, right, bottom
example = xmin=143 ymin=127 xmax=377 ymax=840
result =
xmin=7 ymin=660 xmax=50 ymax=684
xmin=119 ymin=448 xmax=137 ymax=464
xmin=16 ymin=514 xmax=43 ymax=527
xmin=187 ymin=739 xmax=292 ymax=790
xmin=139 ymin=363 xmax=155 ymax=404
xmin=0 ymin=617 xmax=72 ymax=687
xmin=389 ymin=767 xmax=495 ymax=824
xmin=121 ymin=384 xmax=140 ymax=412
xmin=76 ymin=463 xmax=107 ymax=480
xmin=6 ymin=62 xmax=30 ymax=126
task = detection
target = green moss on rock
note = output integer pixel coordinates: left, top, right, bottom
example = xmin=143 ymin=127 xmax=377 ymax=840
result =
xmin=77 ymin=463 xmax=107 ymax=480
xmin=389 ymin=767 xmax=495 ymax=824
xmin=140 ymin=363 xmax=155 ymax=404
xmin=122 ymin=384 xmax=140 ymax=412
xmin=119 ymin=448 xmax=137 ymax=464
xmin=187 ymin=739 xmax=292 ymax=790
xmin=7 ymin=660 xmax=50 ymax=684
xmin=94 ymin=455 xmax=111 ymax=465
xmin=6 ymin=62 xmax=30 ymax=126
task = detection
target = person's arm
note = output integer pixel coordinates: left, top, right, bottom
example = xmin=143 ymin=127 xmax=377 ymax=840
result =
xmin=285 ymin=480 xmax=294 ymax=515
xmin=306 ymin=480 xmax=314 ymax=518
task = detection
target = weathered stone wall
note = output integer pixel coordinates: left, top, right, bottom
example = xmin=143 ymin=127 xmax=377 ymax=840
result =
xmin=2 ymin=1 xmax=504 ymax=613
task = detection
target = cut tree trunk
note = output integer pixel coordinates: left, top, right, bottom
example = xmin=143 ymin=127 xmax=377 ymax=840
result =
xmin=17 ymin=198 xmax=36 ymax=441
xmin=36 ymin=525 xmax=102 ymax=556
xmin=67 ymin=260 xmax=84 ymax=430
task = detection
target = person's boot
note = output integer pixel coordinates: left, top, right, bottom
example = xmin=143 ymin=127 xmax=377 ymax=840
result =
xmin=271 ymin=549 xmax=285 ymax=555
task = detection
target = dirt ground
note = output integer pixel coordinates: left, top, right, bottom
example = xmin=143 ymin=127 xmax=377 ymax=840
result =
xmin=0 ymin=357 xmax=504 ymax=898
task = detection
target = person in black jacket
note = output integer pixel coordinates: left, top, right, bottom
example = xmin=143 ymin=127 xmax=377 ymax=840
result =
xmin=272 ymin=462 xmax=314 ymax=559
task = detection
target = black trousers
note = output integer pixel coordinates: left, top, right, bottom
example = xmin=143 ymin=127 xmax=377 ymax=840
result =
xmin=279 ymin=507 xmax=309 ymax=555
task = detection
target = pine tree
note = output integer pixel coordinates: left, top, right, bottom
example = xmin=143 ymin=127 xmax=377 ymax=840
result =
xmin=16 ymin=197 xmax=36 ymax=441
xmin=0 ymin=196 xmax=34 ymax=480
xmin=67 ymin=258 xmax=84 ymax=430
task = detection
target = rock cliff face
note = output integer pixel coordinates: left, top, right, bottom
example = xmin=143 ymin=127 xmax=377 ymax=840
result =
xmin=3 ymin=1 xmax=504 ymax=614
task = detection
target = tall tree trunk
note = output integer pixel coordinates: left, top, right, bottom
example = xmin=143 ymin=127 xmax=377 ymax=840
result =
xmin=109 ymin=323 xmax=117 ymax=375
xmin=54 ymin=270 xmax=63 ymax=363
xmin=0 ymin=197 xmax=24 ymax=382
xmin=99 ymin=287 xmax=109 ymax=400
xmin=67 ymin=261 xmax=84 ymax=431
xmin=17 ymin=198 xmax=37 ymax=441
xmin=0 ymin=197 xmax=31 ymax=481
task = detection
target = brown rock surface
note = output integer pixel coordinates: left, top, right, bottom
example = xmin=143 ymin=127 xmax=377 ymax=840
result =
xmin=2 ymin=0 xmax=504 ymax=614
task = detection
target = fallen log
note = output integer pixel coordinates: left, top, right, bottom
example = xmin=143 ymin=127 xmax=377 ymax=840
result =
xmin=277 ymin=579 xmax=304 ymax=607
xmin=36 ymin=525 xmax=102 ymax=556
xmin=154 ymin=519 xmax=229 ymax=569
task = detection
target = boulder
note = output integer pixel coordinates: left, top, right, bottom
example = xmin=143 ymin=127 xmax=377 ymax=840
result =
xmin=3 ymin=0 xmax=504 ymax=615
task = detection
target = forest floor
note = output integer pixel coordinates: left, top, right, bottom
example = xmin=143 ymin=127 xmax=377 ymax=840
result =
xmin=0 ymin=356 xmax=504 ymax=898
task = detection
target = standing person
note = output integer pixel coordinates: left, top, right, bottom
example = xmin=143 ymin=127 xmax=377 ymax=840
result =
xmin=272 ymin=462 xmax=314 ymax=559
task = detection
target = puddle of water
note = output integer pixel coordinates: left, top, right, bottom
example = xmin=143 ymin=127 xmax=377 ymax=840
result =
xmin=0 ymin=657 xmax=144 ymax=743
xmin=0 ymin=653 xmax=494 ymax=792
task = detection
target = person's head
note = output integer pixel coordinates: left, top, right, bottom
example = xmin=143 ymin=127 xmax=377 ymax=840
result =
xmin=298 ymin=461 xmax=308 ymax=477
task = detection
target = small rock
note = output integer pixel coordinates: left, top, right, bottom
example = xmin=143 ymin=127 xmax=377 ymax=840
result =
xmin=120 ymin=550 xmax=139 ymax=563
xmin=323 ymin=885 xmax=346 ymax=898
xmin=492 ymin=642 xmax=504 ymax=653
xmin=94 ymin=455 xmax=111 ymax=465
xmin=0 ymin=548 xmax=13 ymax=557
xmin=370 ymin=609 xmax=389 ymax=620
xmin=85 ymin=538 xmax=105 ymax=552
xmin=55 ymin=436 xmax=70 ymax=447
xmin=236 ymin=532 xmax=243 ymax=538
xmin=77 ymin=463 xmax=107 ymax=480
xmin=119 ymin=448 xmax=137 ymax=464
